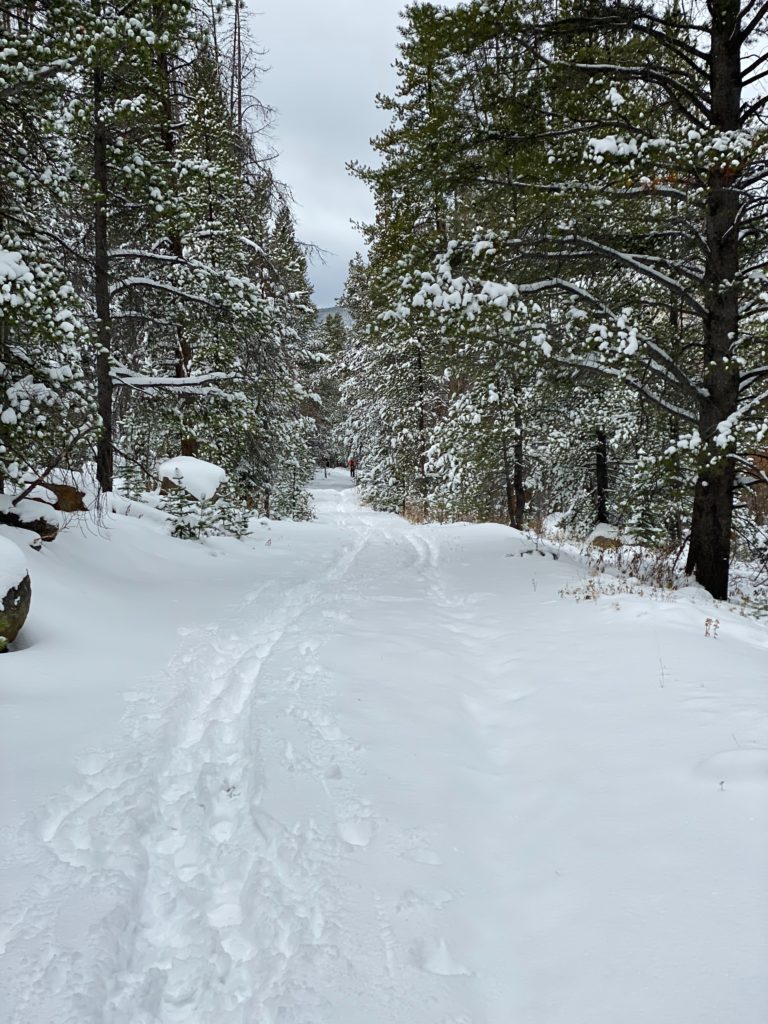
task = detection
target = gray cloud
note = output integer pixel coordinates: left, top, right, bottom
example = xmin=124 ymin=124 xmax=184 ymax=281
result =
xmin=246 ymin=0 xmax=412 ymax=307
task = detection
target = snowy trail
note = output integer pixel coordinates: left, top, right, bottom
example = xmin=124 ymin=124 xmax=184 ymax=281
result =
xmin=2 ymin=474 xmax=767 ymax=1023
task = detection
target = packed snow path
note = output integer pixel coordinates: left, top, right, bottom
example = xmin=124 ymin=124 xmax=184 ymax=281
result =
xmin=1 ymin=472 xmax=767 ymax=1023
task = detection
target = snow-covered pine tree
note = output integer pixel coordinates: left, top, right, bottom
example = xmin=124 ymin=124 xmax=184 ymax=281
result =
xmin=306 ymin=312 xmax=348 ymax=469
xmin=394 ymin=0 xmax=768 ymax=598
xmin=0 ymin=3 xmax=96 ymax=497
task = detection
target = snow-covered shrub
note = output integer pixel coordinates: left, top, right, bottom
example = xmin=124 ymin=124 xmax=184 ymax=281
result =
xmin=161 ymin=479 xmax=250 ymax=540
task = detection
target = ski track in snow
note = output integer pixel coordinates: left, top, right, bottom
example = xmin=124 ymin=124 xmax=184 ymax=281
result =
xmin=2 ymin=490 xmax=486 ymax=1024
xmin=2 ymin=478 xmax=767 ymax=1023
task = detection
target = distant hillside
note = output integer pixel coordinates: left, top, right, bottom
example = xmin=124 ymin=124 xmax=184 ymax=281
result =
xmin=316 ymin=306 xmax=353 ymax=327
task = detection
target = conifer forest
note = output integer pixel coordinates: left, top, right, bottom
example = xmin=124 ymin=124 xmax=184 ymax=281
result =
xmin=1 ymin=1 xmax=767 ymax=598
xmin=1 ymin=4 xmax=767 ymax=1022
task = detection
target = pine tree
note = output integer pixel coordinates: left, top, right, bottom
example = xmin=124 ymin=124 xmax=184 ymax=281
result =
xmin=363 ymin=0 xmax=768 ymax=598
xmin=0 ymin=2 xmax=96 ymax=496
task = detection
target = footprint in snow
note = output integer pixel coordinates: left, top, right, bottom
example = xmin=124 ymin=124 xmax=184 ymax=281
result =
xmin=397 ymin=887 xmax=455 ymax=912
xmin=74 ymin=752 xmax=110 ymax=777
xmin=411 ymin=937 xmax=471 ymax=976
xmin=402 ymin=847 xmax=443 ymax=866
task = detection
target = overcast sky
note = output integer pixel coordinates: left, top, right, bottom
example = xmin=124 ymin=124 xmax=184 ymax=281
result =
xmin=246 ymin=1 xmax=413 ymax=308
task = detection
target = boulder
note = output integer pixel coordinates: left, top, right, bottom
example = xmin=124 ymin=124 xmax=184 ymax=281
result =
xmin=0 ymin=573 xmax=31 ymax=651
xmin=0 ymin=537 xmax=31 ymax=650
xmin=0 ymin=495 xmax=60 ymax=541
xmin=157 ymin=456 xmax=227 ymax=501
xmin=159 ymin=475 xmax=180 ymax=496
xmin=45 ymin=482 xmax=88 ymax=512
xmin=587 ymin=523 xmax=622 ymax=551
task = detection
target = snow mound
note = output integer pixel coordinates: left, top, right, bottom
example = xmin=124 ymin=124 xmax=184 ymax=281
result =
xmin=0 ymin=535 xmax=28 ymax=594
xmin=696 ymin=748 xmax=768 ymax=788
xmin=0 ymin=524 xmax=42 ymax=550
xmin=0 ymin=494 xmax=61 ymax=529
xmin=416 ymin=938 xmax=471 ymax=976
xmin=586 ymin=522 xmax=622 ymax=548
xmin=158 ymin=456 xmax=227 ymax=501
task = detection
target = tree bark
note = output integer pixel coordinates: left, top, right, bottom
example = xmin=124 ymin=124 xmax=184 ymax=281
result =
xmin=93 ymin=61 xmax=113 ymax=493
xmin=512 ymin=404 xmax=525 ymax=530
xmin=416 ymin=345 xmax=428 ymax=517
xmin=595 ymin=428 xmax=609 ymax=524
xmin=501 ymin=442 xmax=516 ymax=527
xmin=685 ymin=2 xmax=742 ymax=600
xmin=153 ymin=11 xmax=196 ymax=456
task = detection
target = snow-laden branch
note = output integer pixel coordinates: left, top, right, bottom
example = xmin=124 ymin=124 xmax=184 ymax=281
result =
xmin=546 ymin=59 xmax=711 ymax=121
xmin=108 ymin=249 xmax=180 ymax=263
xmin=111 ymin=364 xmax=234 ymax=398
xmin=509 ymin=277 xmax=702 ymax=400
xmin=110 ymin=277 xmax=220 ymax=306
xmin=562 ymin=234 xmax=708 ymax=317
xmin=0 ymin=57 xmax=75 ymax=101
xmin=562 ymin=357 xmax=697 ymax=423
xmin=480 ymin=176 xmax=690 ymax=203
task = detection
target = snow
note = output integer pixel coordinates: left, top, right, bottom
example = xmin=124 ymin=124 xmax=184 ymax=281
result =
xmin=586 ymin=522 xmax=621 ymax=543
xmin=0 ymin=535 xmax=27 ymax=594
xmin=587 ymin=135 xmax=639 ymax=160
xmin=0 ymin=247 xmax=32 ymax=286
xmin=608 ymin=86 xmax=625 ymax=107
xmin=157 ymin=455 xmax=227 ymax=500
xmin=0 ymin=468 xmax=766 ymax=1023
xmin=0 ymin=494 xmax=61 ymax=529
xmin=0 ymin=523 xmax=42 ymax=550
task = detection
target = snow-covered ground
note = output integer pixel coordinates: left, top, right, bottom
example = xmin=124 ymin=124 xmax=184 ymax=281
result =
xmin=1 ymin=468 xmax=767 ymax=1023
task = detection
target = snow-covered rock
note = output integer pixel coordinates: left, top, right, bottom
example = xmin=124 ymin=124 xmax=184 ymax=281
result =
xmin=0 ymin=535 xmax=30 ymax=650
xmin=158 ymin=456 xmax=227 ymax=501
xmin=586 ymin=522 xmax=622 ymax=550
xmin=0 ymin=495 xmax=61 ymax=541
xmin=21 ymin=485 xmax=58 ymax=505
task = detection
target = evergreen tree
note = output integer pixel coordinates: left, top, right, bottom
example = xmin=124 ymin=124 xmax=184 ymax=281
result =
xmin=348 ymin=0 xmax=768 ymax=597
xmin=0 ymin=2 xmax=96 ymax=496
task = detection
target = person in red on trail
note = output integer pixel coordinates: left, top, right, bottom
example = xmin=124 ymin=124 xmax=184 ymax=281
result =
xmin=348 ymin=457 xmax=357 ymax=479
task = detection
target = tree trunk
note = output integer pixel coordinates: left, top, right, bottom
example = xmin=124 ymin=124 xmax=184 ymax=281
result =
xmin=416 ymin=345 xmax=428 ymax=517
xmin=93 ymin=62 xmax=113 ymax=493
xmin=512 ymin=404 xmax=525 ymax=530
xmin=501 ymin=442 xmax=516 ymax=527
xmin=152 ymin=9 xmax=197 ymax=457
xmin=685 ymin=2 xmax=742 ymax=600
xmin=685 ymin=464 xmax=735 ymax=600
xmin=595 ymin=428 xmax=609 ymax=524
